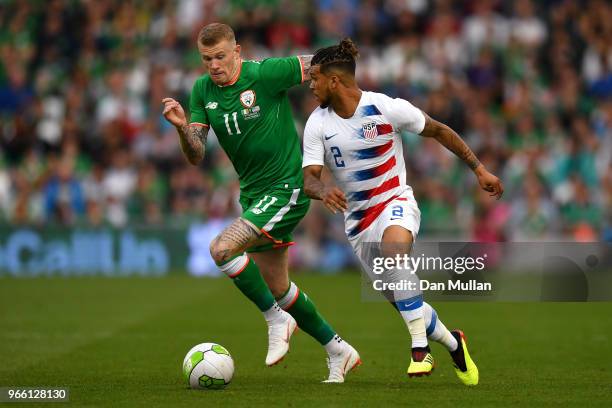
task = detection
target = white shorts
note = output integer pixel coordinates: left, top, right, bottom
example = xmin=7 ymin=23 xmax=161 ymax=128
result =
xmin=349 ymin=191 xmax=421 ymax=263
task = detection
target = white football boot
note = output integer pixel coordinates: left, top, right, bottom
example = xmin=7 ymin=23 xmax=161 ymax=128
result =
xmin=265 ymin=311 xmax=298 ymax=366
xmin=323 ymin=342 xmax=361 ymax=383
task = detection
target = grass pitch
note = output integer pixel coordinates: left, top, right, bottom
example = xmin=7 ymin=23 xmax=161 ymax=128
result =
xmin=1 ymin=274 xmax=611 ymax=407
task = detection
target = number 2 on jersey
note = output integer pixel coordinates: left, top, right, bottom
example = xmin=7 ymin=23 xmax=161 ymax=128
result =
xmin=223 ymin=112 xmax=241 ymax=135
xmin=391 ymin=206 xmax=404 ymax=218
xmin=330 ymin=146 xmax=345 ymax=168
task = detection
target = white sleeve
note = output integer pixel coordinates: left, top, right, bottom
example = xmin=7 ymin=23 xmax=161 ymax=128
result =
xmin=379 ymin=94 xmax=426 ymax=135
xmin=302 ymin=111 xmax=325 ymax=168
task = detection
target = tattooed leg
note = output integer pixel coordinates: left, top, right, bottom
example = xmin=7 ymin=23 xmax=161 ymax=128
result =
xmin=209 ymin=218 xmax=269 ymax=264
xmin=211 ymin=215 xmax=338 ymax=349
xmin=209 ymin=218 xmax=284 ymax=318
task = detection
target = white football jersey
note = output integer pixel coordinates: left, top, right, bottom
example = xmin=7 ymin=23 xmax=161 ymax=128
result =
xmin=302 ymin=91 xmax=426 ymax=239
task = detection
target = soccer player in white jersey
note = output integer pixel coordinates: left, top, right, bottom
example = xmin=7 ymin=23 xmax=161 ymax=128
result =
xmin=302 ymin=39 xmax=504 ymax=385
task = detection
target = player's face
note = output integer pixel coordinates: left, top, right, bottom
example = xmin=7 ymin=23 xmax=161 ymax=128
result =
xmin=309 ymin=65 xmax=332 ymax=108
xmin=198 ymin=39 xmax=241 ymax=85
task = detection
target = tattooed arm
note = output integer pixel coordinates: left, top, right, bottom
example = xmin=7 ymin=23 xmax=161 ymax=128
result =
xmin=420 ymin=114 xmax=481 ymax=170
xmin=162 ymin=97 xmax=208 ymax=165
xmin=297 ymin=55 xmax=313 ymax=81
xmin=177 ymin=124 xmax=208 ymax=165
xmin=420 ymin=113 xmax=504 ymax=198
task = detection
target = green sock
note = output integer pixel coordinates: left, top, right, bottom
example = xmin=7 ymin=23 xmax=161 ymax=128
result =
xmin=218 ymin=254 xmax=275 ymax=312
xmin=277 ymin=282 xmax=335 ymax=345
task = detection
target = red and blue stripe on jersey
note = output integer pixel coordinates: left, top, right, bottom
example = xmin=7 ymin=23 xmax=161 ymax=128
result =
xmin=347 ymin=195 xmax=408 ymax=237
xmin=352 ymin=140 xmax=394 ymax=160
xmin=351 ymin=155 xmax=397 ymax=181
xmin=348 ymin=176 xmax=400 ymax=201
xmin=347 ymin=140 xmax=402 ymax=237
xmin=315 ymin=97 xmax=412 ymax=239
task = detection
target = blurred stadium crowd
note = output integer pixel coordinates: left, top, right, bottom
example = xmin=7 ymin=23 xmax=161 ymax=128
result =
xmin=0 ymin=0 xmax=611 ymax=267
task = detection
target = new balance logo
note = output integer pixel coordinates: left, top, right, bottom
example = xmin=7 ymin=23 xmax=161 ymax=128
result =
xmin=206 ymin=102 xmax=218 ymax=109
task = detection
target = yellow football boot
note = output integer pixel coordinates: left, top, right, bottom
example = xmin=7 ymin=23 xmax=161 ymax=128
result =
xmin=407 ymin=347 xmax=435 ymax=377
xmin=450 ymin=330 xmax=479 ymax=386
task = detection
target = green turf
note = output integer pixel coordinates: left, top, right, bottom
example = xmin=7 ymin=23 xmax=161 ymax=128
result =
xmin=1 ymin=274 xmax=611 ymax=407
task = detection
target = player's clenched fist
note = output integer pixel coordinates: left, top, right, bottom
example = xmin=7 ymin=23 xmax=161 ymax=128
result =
xmin=322 ymin=186 xmax=348 ymax=214
xmin=474 ymin=165 xmax=504 ymax=199
xmin=162 ymin=98 xmax=187 ymax=128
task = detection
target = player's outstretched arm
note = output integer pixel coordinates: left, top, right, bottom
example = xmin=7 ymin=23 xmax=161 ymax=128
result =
xmin=419 ymin=114 xmax=504 ymax=199
xmin=303 ymin=165 xmax=348 ymax=214
xmin=162 ymin=98 xmax=208 ymax=165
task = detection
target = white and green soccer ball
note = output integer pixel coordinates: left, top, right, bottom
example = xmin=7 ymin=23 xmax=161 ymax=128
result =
xmin=182 ymin=343 xmax=234 ymax=390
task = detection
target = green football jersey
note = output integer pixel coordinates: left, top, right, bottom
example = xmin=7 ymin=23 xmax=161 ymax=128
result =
xmin=189 ymin=57 xmax=306 ymax=199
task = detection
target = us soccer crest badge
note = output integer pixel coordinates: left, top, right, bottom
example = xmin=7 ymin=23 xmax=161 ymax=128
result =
xmin=362 ymin=121 xmax=378 ymax=139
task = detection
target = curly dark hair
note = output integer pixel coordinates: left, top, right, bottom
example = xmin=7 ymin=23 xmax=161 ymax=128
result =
xmin=312 ymin=38 xmax=359 ymax=75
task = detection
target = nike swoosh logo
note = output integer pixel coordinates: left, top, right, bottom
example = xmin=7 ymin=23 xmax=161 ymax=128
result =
xmin=390 ymin=218 xmax=402 ymax=221
xmin=324 ymin=133 xmax=338 ymax=140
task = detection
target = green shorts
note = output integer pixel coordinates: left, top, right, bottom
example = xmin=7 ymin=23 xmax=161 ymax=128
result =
xmin=240 ymin=186 xmax=310 ymax=253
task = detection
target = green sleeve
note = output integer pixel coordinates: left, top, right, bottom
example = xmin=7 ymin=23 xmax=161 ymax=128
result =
xmin=259 ymin=56 xmax=303 ymax=94
xmin=189 ymin=78 xmax=208 ymax=125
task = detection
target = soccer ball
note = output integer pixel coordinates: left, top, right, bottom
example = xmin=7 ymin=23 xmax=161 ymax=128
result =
xmin=182 ymin=343 xmax=234 ymax=389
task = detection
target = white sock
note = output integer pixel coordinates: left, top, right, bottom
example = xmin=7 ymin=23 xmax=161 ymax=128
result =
xmin=423 ymin=302 xmax=458 ymax=352
xmin=324 ymin=334 xmax=345 ymax=355
xmin=407 ymin=316 xmax=428 ymax=348
xmin=396 ymin=296 xmax=428 ymax=348
xmin=263 ymin=302 xmax=285 ymax=323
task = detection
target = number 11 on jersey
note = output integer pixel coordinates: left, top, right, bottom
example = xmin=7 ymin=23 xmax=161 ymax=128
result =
xmin=223 ymin=112 xmax=241 ymax=135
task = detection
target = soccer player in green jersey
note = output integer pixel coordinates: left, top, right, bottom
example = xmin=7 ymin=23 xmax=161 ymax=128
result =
xmin=162 ymin=23 xmax=360 ymax=383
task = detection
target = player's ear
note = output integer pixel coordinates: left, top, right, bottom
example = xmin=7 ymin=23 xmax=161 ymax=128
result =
xmin=330 ymin=75 xmax=339 ymax=89
xmin=232 ymin=44 xmax=242 ymax=58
